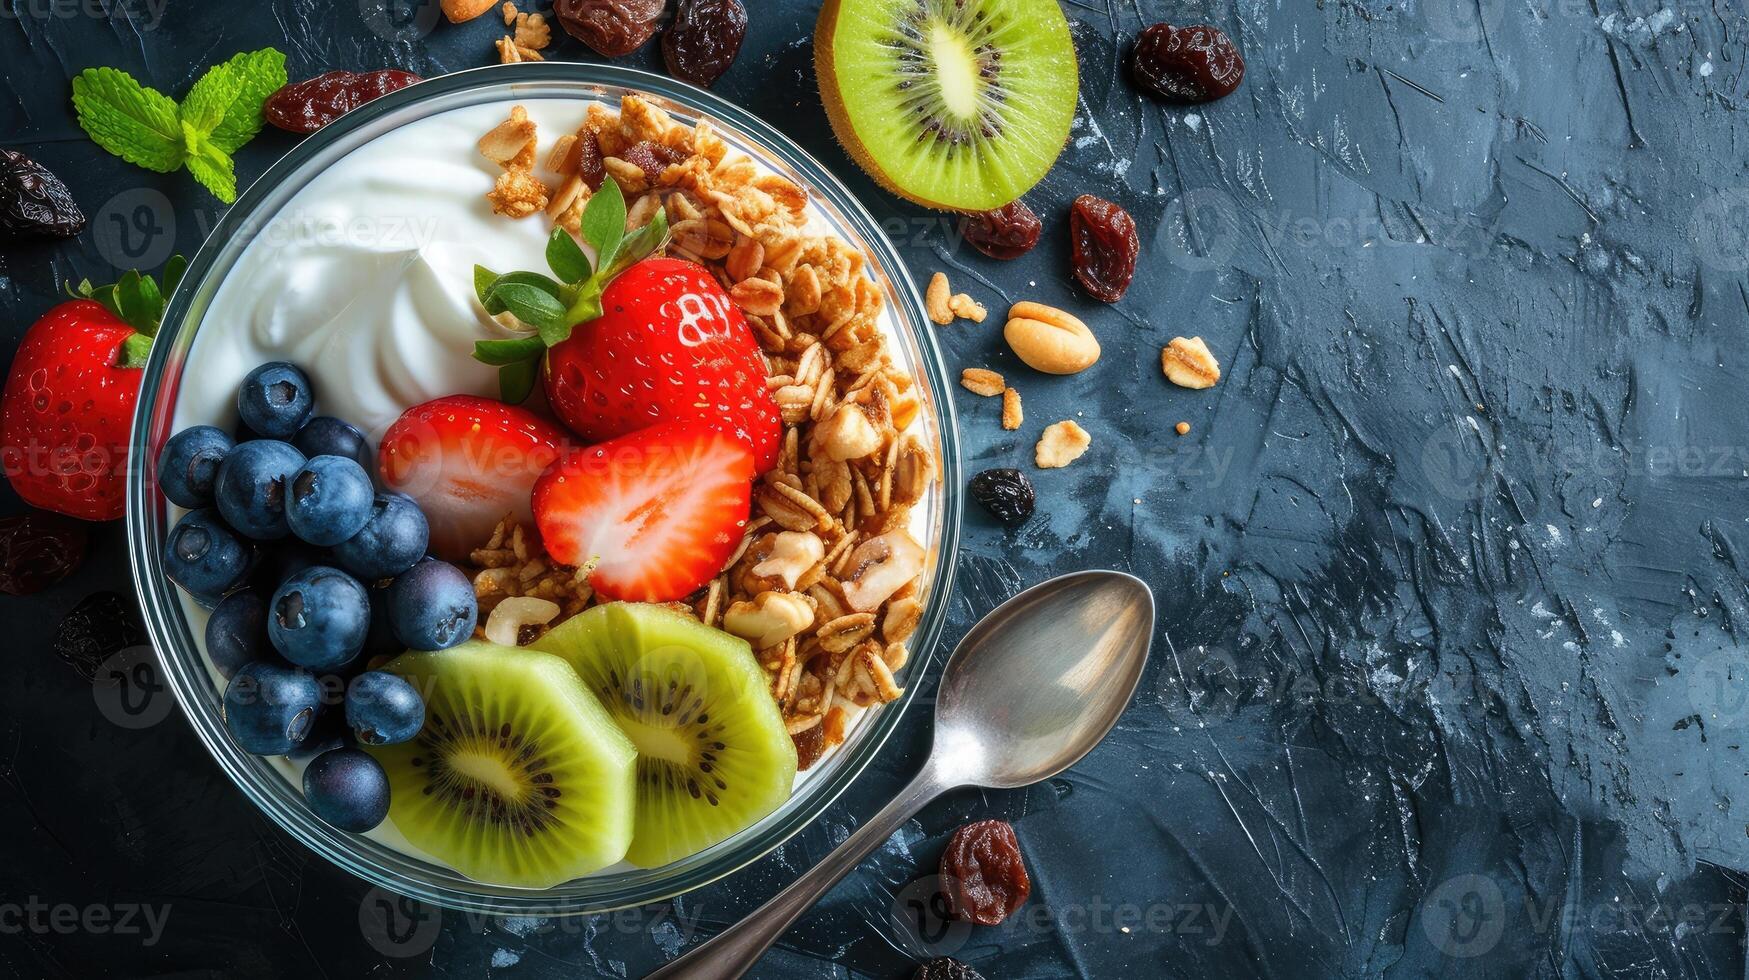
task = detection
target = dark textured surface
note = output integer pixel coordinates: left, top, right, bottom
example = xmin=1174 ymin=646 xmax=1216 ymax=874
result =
xmin=4 ymin=1 xmax=1749 ymax=977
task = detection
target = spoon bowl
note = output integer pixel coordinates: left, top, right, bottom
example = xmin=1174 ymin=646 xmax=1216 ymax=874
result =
xmin=930 ymin=570 xmax=1155 ymax=789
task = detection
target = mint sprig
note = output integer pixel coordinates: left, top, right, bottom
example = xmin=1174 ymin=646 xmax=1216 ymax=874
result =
xmin=72 ymin=49 xmax=287 ymax=204
xmin=68 ymin=255 xmax=188 ymax=368
xmin=471 ymin=179 xmax=672 ymax=403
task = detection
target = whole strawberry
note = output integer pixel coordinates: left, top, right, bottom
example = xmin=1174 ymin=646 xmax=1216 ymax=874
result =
xmin=469 ymin=179 xmax=780 ymax=471
xmin=1 ymin=261 xmax=183 ymax=520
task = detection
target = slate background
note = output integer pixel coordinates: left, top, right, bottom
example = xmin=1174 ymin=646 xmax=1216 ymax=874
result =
xmin=5 ymin=0 xmax=1749 ymax=977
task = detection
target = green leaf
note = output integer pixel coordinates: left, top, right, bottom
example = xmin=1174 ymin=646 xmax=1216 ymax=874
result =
xmin=182 ymin=125 xmax=237 ymax=203
xmin=178 ymin=62 xmax=241 ymax=135
xmin=206 ymin=49 xmax=287 ymax=154
xmin=545 ymin=227 xmax=592 ymax=283
xmin=485 ymin=282 xmax=567 ymax=333
xmin=111 ymin=270 xmax=165 ymax=334
xmin=605 ymin=206 xmax=671 ymax=280
xmin=489 ymin=271 xmax=566 ymax=299
xmin=473 ymin=264 xmax=501 ymax=304
xmin=498 ymin=359 xmax=539 ymax=404
xmin=116 ymin=333 xmax=154 ymax=369
xmin=474 ymin=336 xmax=545 ymax=366
xmin=71 ymin=67 xmax=185 ymax=172
xmin=581 ymin=178 xmax=626 ymax=272
xmin=162 ymin=255 xmax=188 ymax=296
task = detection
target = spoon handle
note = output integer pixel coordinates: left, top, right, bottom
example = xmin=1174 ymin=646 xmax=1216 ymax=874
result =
xmin=644 ymin=766 xmax=949 ymax=980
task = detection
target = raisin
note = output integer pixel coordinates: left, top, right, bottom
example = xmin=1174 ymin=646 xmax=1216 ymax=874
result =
xmin=0 ymin=511 xmax=89 ymax=595
xmin=940 ymin=819 xmax=1030 ymax=925
xmin=620 ymin=140 xmax=688 ymax=182
xmin=663 ymin=0 xmax=748 ymax=88
xmin=1069 ymin=194 xmax=1139 ymax=302
xmin=576 ymin=130 xmax=606 ymax=191
xmin=792 ymin=723 xmax=825 ymax=771
xmin=969 ymin=468 xmax=1035 ymax=526
xmin=265 ymin=69 xmax=422 ymax=134
xmin=55 ymin=591 xmax=145 ymax=682
xmin=0 ymin=149 xmax=85 ymax=241
xmin=555 ymin=0 xmax=666 ymax=57
xmin=960 ymin=200 xmax=1041 ymax=261
xmin=914 ymin=959 xmax=987 ymax=980
xmin=1131 ymin=23 xmax=1245 ymax=104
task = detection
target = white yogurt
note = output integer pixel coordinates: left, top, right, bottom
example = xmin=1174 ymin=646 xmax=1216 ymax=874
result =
xmin=170 ymin=98 xmax=929 ymax=879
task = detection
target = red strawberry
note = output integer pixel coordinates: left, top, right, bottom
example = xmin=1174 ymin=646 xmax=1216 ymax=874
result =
xmin=1 ymin=300 xmax=143 ymax=520
xmin=378 ymin=394 xmax=570 ymax=561
xmin=532 ymin=419 xmax=753 ymax=603
xmin=543 ymin=258 xmax=781 ymax=471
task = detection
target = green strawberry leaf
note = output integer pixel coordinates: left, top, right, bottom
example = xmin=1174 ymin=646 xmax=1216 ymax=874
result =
xmin=117 ymin=333 xmax=155 ymax=369
xmin=206 ymin=48 xmax=287 ymax=154
xmin=581 ymin=177 xmax=627 ymax=273
xmin=473 ymin=264 xmax=501 ymax=304
xmin=474 ymin=336 xmax=545 ymax=365
xmin=162 ymin=255 xmax=188 ymax=297
xmin=71 ymin=67 xmax=184 ymax=173
xmin=483 ymin=282 xmax=567 ymax=334
xmin=604 ymin=206 xmax=671 ymax=281
xmin=546 ymin=227 xmax=592 ymax=283
xmin=498 ymin=358 xmax=540 ymax=405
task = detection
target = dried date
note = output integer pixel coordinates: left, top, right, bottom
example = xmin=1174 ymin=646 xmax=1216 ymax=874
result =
xmin=940 ymin=819 xmax=1030 ymax=925
xmin=1132 ymin=23 xmax=1245 ymax=104
xmin=1068 ymin=194 xmax=1138 ymax=302
xmin=620 ymin=140 xmax=688 ymax=182
xmin=0 ymin=150 xmax=85 ymax=241
xmin=0 ymin=511 xmax=89 ymax=595
xmin=960 ymin=200 xmax=1041 ymax=261
xmin=792 ymin=723 xmax=825 ymax=771
xmin=969 ymin=468 xmax=1034 ymax=525
xmin=265 ymin=70 xmax=422 ymax=134
xmin=663 ymin=0 xmax=747 ymax=88
xmin=555 ymin=0 xmax=666 ymax=57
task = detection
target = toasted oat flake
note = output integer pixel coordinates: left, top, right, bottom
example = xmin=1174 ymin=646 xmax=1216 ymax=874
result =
xmin=948 ymin=293 xmax=987 ymax=323
xmin=959 ymin=368 xmax=1005 ymax=397
xmin=1162 ymin=336 xmax=1221 ymax=389
xmin=1036 ymin=420 xmax=1092 ymax=468
xmin=1001 ymin=387 xmax=1023 ymax=430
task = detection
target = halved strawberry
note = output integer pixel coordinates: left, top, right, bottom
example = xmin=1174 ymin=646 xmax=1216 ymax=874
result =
xmin=378 ymin=395 xmax=569 ymax=561
xmin=532 ymin=420 xmax=753 ymax=603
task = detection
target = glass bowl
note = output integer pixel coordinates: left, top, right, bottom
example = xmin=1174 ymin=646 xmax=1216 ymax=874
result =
xmin=126 ymin=64 xmax=961 ymax=915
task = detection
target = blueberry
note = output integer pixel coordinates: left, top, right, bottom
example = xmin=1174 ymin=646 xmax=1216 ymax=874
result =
xmin=387 ymin=560 xmax=477 ymax=651
xmin=293 ymin=417 xmax=373 ymax=473
xmin=333 ymin=493 xmax=429 ymax=580
xmin=214 ymin=440 xmax=306 ymax=540
xmin=156 ymin=425 xmax=234 ymax=508
xmin=302 ymin=747 xmax=390 ymax=832
xmin=237 ymin=362 xmax=314 ymax=440
xmin=286 ymin=455 xmax=375 ymax=547
xmin=246 ymin=538 xmax=328 ymax=597
xmin=346 ymin=671 xmax=425 ymax=745
xmin=223 ymin=660 xmax=322 ymax=755
xmin=269 ymin=565 xmax=370 ymax=670
xmin=361 ymin=580 xmax=403 ymax=662
xmin=162 ymin=508 xmax=251 ymax=598
xmin=206 ymin=589 xmax=269 ymax=679
xmin=285 ymin=705 xmax=352 ymax=761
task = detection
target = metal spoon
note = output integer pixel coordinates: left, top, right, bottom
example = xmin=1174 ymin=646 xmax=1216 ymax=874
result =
xmin=646 ymin=569 xmax=1155 ymax=980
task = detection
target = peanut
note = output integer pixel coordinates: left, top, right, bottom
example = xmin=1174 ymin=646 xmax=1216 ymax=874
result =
xmin=443 ymin=0 xmax=498 ymax=23
xmin=925 ymin=272 xmax=953 ymax=325
xmin=1003 ymin=301 xmax=1100 ymax=374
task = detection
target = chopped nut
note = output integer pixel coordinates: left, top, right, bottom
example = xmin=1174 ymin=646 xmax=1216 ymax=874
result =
xmin=841 ymin=530 xmax=925 ymax=612
xmin=948 ymin=293 xmax=987 ymax=322
xmin=959 ymin=368 xmax=1005 ymax=397
xmin=442 ymin=0 xmax=497 ymax=22
xmin=478 ymin=105 xmax=537 ymax=167
xmin=816 ymin=612 xmax=877 ymax=653
xmin=484 ymin=596 xmax=561 ymax=646
xmin=496 ymin=36 xmax=544 ymax=63
xmin=514 ymin=10 xmax=551 ymax=49
xmin=813 ymin=402 xmax=883 ymax=461
xmin=1001 ymin=387 xmax=1023 ymax=430
xmin=751 ymin=530 xmax=825 ymax=589
xmin=502 ymin=1 xmax=516 ymax=23
xmin=883 ymin=595 xmax=923 ymax=644
xmin=1004 ymin=301 xmax=1100 ymax=375
xmin=926 ymin=272 xmax=953 ymax=325
xmin=1175 ymin=421 xmax=1191 ymax=435
xmin=1162 ymin=336 xmax=1221 ymax=389
xmin=723 ymin=591 xmax=815 ymax=649
xmin=1036 ymin=420 xmax=1092 ymax=468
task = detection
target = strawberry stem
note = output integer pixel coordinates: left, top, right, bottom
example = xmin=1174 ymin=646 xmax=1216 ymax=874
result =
xmin=65 ymin=255 xmax=186 ymax=368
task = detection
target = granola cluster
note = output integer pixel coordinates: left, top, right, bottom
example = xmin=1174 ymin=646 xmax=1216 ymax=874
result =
xmin=467 ymin=97 xmax=939 ymax=767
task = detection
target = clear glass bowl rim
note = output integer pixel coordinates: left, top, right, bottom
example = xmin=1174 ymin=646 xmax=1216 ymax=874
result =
xmin=125 ymin=63 xmax=963 ymax=916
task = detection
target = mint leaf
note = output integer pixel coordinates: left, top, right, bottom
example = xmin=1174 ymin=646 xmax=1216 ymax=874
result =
xmin=498 ymin=358 xmax=540 ymax=404
xmin=475 ymin=337 xmax=545 ymax=365
xmin=179 ymin=62 xmax=241 ymax=134
xmin=182 ymin=126 xmax=237 ymax=203
xmin=581 ymin=178 xmax=627 ymax=272
xmin=207 ymin=48 xmax=287 ymax=154
xmin=72 ymin=67 xmax=184 ymax=172
xmin=546 ymin=228 xmax=592 ymax=283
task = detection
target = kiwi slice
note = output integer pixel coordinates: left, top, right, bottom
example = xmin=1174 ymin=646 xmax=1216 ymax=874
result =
xmin=529 ymin=603 xmax=797 ymax=868
xmin=816 ymin=0 xmax=1078 ymax=211
xmin=367 ymin=642 xmax=637 ymax=888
